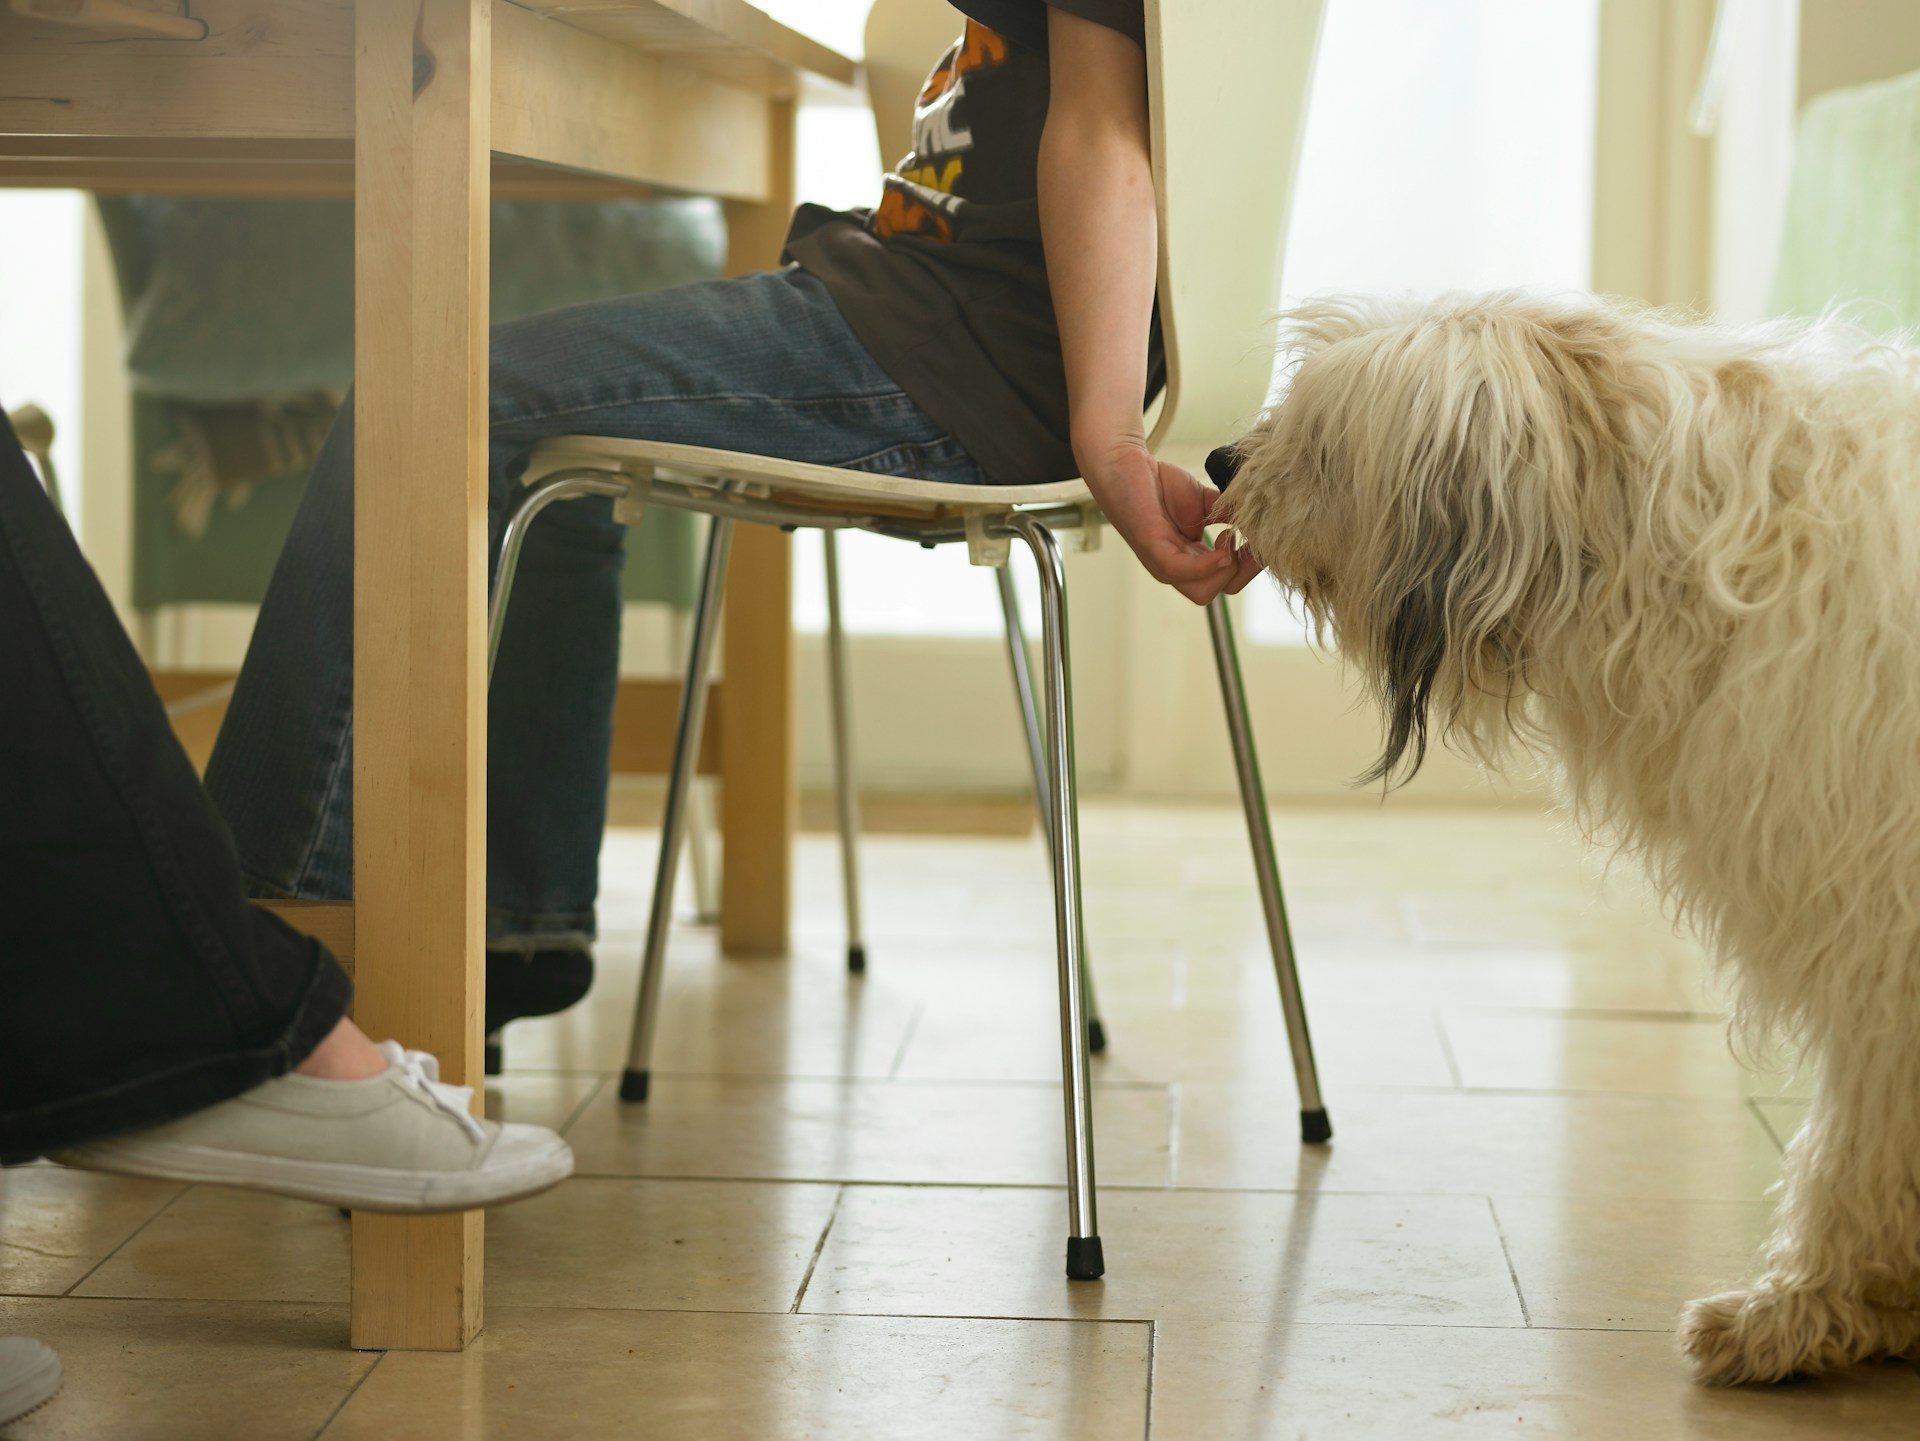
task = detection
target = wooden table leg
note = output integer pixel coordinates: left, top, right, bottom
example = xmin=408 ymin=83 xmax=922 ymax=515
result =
xmin=719 ymin=95 xmax=798 ymax=957
xmin=348 ymin=0 xmax=491 ymax=1351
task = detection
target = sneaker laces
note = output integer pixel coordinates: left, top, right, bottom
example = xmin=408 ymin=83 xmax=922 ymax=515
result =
xmin=378 ymin=1040 xmax=487 ymax=1143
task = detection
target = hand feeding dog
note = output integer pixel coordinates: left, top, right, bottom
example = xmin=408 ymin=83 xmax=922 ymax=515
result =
xmin=1214 ymin=291 xmax=1920 ymax=1385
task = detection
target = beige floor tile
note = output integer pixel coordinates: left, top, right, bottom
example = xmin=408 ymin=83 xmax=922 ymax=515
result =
xmin=1755 ymin=1098 xmax=1811 ymax=1151
xmin=1402 ymin=887 xmax=1676 ymax=950
xmin=1147 ymin=1319 xmax=1920 ymax=1440
xmin=0 ymin=1296 xmax=373 ymax=1441
xmin=1441 ymin=1010 xmax=1807 ymax=1100
xmin=561 ymin=1075 xmax=1174 ymax=1186
xmin=69 ymin=1178 xmax=839 ymax=1315
xmin=11 ymin=802 xmax=1861 ymax=1437
xmin=803 ymin=1185 xmax=1524 ymax=1328
xmin=481 ymin=1070 xmax=608 ymax=1129
xmin=844 ymin=934 xmax=1184 ymax=1010
xmin=1491 ymin=1195 xmax=1776 ymax=1329
xmin=485 ymin=1177 xmax=838 ymax=1311
xmin=73 ymin=1187 xmax=346 ymax=1304
xmin=321 ymin=1306 xmax=1149 ymax=1441
xmin=0 ymin=1168 xmax=182 ymax=1297
xmin=894 ymin=1000 xmax=1454 ymax=1088
xmin=1287 ymin=891 xmax=1420 ymax=948
xmin=1173 ymin=1086 xmax=1785 ymax=1201
xmin=496 ymin=937 xmax=920 ymax=1079
xmin=1296 ymin=946 xmax=1697 ymax=1014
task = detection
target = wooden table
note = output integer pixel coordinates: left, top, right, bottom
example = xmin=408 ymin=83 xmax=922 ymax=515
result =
xmin=0 ymin=0 xmax=851 ymax=1350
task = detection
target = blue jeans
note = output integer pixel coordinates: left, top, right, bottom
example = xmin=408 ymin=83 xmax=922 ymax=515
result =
xmin=205 ymin=267 xmax=986 ymax=949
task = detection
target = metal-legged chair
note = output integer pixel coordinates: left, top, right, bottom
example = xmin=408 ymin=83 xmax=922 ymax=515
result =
xmin=486 ymin=441 xmax=1330 ymax=1281
xmin=820 ymin=532 xmax=867 ymax=974
xmin=484 ymin=0 xmax=1331 ymax=1279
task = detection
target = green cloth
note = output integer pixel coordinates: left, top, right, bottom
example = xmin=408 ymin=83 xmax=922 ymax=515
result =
xmin=111 ymin=197 xmax=725 ymax=401
xmin=95 ymin=197 xmax=722 ymax=613
xmin=1770 ymin=68 xmax=1920 ymax=331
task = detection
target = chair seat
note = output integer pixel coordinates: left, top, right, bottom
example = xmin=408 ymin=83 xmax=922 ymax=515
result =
xmin=525 ymin=435 xmax=1094 ymax=518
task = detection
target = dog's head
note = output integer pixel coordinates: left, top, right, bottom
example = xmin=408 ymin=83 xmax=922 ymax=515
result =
xmin=1222 ymin=292 xmax=1639 ymax=784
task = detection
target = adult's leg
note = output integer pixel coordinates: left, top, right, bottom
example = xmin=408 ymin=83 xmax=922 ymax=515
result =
xmin=208 ymin=268 xmax=985 ymax=949
xmin=0 ymin=411 xmax=351 ymax=1162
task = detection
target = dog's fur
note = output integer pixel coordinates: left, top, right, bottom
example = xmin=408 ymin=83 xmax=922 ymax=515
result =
xmin=1223 ymin=292 xmax=1920 ymax=1384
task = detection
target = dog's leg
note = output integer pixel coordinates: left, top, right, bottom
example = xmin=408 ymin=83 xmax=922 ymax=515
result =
xmin=1680 ymin=1008 xmax=1920 ymax=1384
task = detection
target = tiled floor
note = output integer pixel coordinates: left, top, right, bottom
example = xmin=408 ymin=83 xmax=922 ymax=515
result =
xmin=6 ymin=803 xmax=1916 ymax=1439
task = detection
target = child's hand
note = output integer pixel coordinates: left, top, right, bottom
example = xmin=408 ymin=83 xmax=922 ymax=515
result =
xmin=1081 ymin=441 xmax=1262 ymax=604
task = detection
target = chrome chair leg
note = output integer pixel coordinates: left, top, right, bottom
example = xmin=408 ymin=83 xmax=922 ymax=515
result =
xmin=1206 ymin=597 xmax=1330 ymax=1144
xmin=1007 ymin=515 xmax=1103 ymax=1281
xmin=822 ymin=530 xmax=867 ymax=974
xmin=484 ymin=472 xmax=644 ymax=1076
xmin=994 ymin=564 xmax=1106 ymax=1052
xmin=488 ymin=473 xmax=629 ymax=681
xmin=620 ymin=513 xmax=735 ymax=1102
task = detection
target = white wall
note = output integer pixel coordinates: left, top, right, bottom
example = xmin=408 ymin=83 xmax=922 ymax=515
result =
xmin=1246 ymin=0 xmax=1600 ymax=647
xmin=1705 ymin=0 xmax=1801 ymax=322
xmin=0 ymin=192 xmax=86 ymax=533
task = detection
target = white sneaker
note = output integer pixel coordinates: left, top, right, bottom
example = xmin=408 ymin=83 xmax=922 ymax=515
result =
xmin=52 ymin=1042 xmax=572 ymax=1213
xmin=0 ymin=1338 xmax=61 ymax=1428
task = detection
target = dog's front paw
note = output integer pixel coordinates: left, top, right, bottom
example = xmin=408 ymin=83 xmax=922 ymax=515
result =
xmin=1680 ymin=1286 xmax=1920 ymax=1385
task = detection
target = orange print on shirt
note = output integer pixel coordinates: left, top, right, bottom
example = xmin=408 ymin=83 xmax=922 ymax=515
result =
xmin=917 ymin=21 xmax=1009 ymax=108
xmin=871 ymin=20 xmax=1005 ymax=243
xmin=873 ymin=185 xmax=953 ymax=242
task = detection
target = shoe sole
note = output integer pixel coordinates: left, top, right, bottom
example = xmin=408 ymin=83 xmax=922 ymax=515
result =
xmin=0 ymin=1347 xmax=61 ymax=1430
xmin=53 ymin=1135 xmax=573 ymax=1214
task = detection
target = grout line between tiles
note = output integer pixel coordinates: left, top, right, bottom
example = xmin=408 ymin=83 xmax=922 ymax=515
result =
xmin=1165 ymin=1086 xmax=1183 ymax=1188
xmin=1449 ymin=1004 xmax=1730 ymax=1024
xmin=60 ymin=1181 xmax=192 ymax=1297
xmin=1748 ymin=1096 xmax=1795 ymax=1153
xmin=1432 ymin=1012 xmax=1465 ymax=1089
xmin=807 ymin=1310 xmax=1584 ymax=1333
xmin=789 ymin=1185 xmax=846 ymax=1314
xmin=1142 ymin=1318 xmax=1157 ymax=1441
xmin=596 ymin=1073 xmax=1804 ymax=1103
xmin=628 ymin=1069 xmax=1171 ymax=1092
xmin=555 ymin=1072 xmax=614 ymax=1136
xmin=312 ymin=1350 xmax=386 ymax=1440
xmin=1485 ymin=1196 xmax=1533 ymax=1327
xmin=885 ymin=1005 xmax=926 ymax=1080
xmin=564 ymin=1171 xmax=1773 ymax=1205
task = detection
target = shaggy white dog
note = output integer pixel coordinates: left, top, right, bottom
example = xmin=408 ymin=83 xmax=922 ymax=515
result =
xmin=1217 ymin=292 xmax=1920 ymax=1385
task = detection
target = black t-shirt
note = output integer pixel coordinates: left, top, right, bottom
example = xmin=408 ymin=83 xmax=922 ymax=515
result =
xmin=783 ymin=0 xmax=1158 ymax=484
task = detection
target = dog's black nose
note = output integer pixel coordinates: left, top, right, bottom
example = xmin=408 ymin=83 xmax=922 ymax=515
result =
xmin=1205 ymin=444 xmax=1241 ymax=491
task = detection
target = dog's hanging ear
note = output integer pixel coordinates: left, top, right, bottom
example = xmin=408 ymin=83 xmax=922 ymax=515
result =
xmin=1358 ymin=556 xmax=1455 ymax=788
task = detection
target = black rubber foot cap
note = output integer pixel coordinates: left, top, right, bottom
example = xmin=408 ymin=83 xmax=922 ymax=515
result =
xmin=1301 ymin=1108 xmax=1332 ymax=1145
xmin=619 ymin=1069 xmax=651 ymax=1103
xmin=1066 ymin=1235 xmax=1106 ymax=1281
xmin=848 ymin=945 xmax=867 ymax=975
xmin=1088 ymin=1019 xmax=1108 ymax=1053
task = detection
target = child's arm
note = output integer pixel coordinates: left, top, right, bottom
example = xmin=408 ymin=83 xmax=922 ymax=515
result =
xmin=1038 ymin=6 xmax=1261 ymax=603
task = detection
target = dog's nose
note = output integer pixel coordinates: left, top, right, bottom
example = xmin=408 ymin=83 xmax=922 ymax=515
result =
xmin=1205 ymin=444 xmax=1241 ymax=491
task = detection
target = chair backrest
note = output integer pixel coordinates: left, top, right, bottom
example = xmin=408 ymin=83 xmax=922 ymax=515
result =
xmin=1144 ymin=0 xmax=1325 ymax=463
xmin=861 ymin=0 xmax=1327 ymax=469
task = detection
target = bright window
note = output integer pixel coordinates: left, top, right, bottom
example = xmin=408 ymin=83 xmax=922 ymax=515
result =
xmin=1244 ymin=0 xmax=1600 ymax=645
xmin=0 ymin=192 xmax=87 ymax=532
